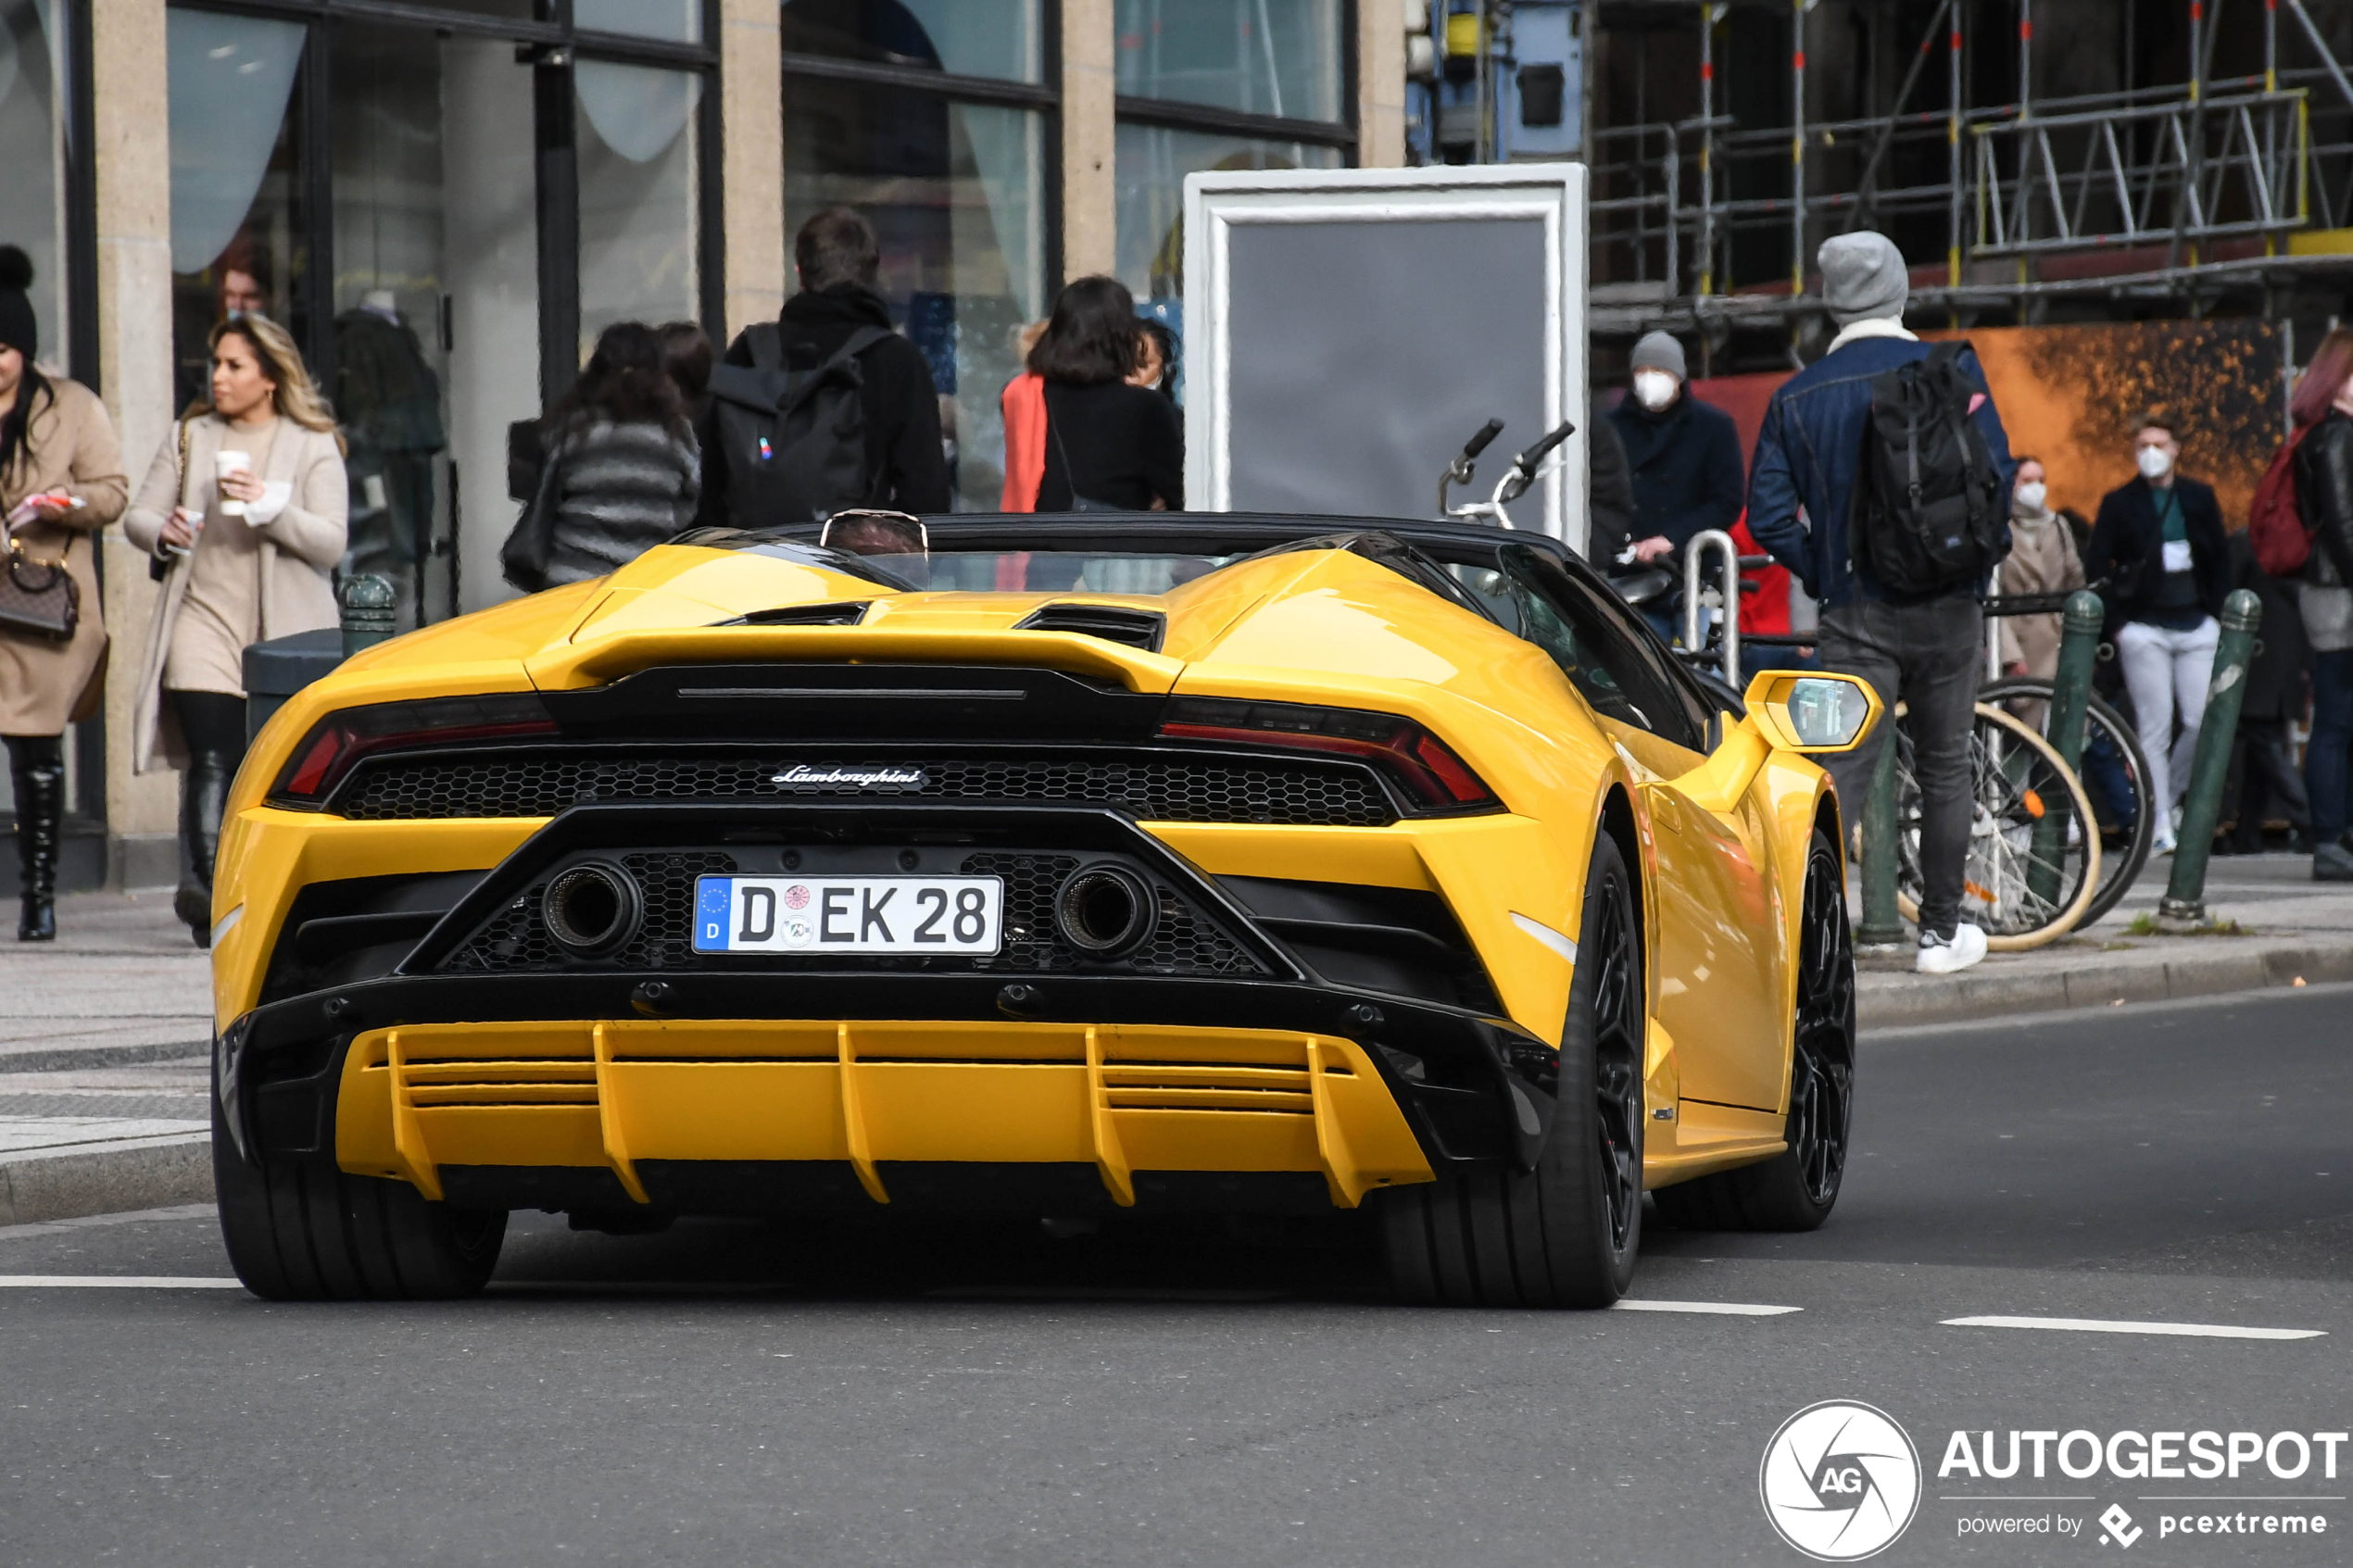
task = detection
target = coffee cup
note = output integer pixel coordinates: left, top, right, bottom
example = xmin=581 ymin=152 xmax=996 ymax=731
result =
xmin=216 ymin=450 xmax=252 ymax=517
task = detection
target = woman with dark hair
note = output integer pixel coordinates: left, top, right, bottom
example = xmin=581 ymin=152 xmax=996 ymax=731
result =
xmin=0 ymin=246 xmax=128 ymax=941
xmin=125 ymin=311 xmax=347 ymax=946
xmin=1000 ymin=276 xmax=1181 ymax=512
xmin=657 ymin=320 xmax=714 ymax=421
xmin=2290 ymin=328 xmax=2353 ymax=880
xmin=528 ymin=321 xmax=700 ymax=588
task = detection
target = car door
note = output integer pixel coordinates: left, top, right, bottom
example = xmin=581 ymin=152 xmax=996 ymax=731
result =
xmin=1484 ymin=546 xmax=1786 ymax=1113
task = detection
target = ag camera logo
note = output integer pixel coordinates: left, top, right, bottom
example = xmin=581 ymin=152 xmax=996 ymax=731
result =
xmin=1760 ymin=1400 xmax=1923 ymax=1561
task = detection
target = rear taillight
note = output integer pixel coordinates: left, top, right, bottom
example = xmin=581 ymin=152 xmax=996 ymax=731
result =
xmin=1157 ymin=696 xmax=1498 ymax=811
xmin=267 ymin=694 xmax=556 ymax=808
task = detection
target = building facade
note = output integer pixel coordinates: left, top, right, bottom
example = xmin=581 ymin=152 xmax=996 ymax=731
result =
xmin=8 ymin=0 xmax=1402 ymax=891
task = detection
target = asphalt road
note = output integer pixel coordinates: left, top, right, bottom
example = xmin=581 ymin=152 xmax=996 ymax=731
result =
xmin=2 ymin=986 xmax=2347 ymax=1567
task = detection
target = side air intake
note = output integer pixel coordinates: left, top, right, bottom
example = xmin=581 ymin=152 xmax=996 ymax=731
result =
xmin=1015 ymin=603 xmax=1166 ymax=652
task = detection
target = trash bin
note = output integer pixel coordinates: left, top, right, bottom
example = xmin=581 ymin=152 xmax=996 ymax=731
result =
xmin=242 ymin=627 xmax=346 ymax=744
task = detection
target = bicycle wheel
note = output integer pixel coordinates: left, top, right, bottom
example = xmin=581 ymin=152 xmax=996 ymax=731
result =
xmin=1979 ymin=677 xmax=2154 ymax=928
xmin=1893 ymin=702 xmax=2102 ymax=950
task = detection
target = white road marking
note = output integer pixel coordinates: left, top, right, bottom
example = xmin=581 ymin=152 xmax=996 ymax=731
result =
xmin=0 ymin=1203 xmax=215 ymax=1239
xmin=0 ymin=1275 xmax=244 ymax=1289
xmin=1612 ymin=1298 xmax=1802 ymax=1316
xmin=1942 ymin=1314 xmax=2324 ymax=1340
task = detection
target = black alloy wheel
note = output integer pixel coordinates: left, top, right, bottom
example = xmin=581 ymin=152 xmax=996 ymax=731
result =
xmin=1582 ymin=853 xmax=1646 ymax=1253
xmin=1788 ymin=833 xmax=1856 ymax=1209
xmin=1653 ymin=829 xmax=1854 ymax=1233
xmin=1379 ymin=831 xmax=1643 ymax=1308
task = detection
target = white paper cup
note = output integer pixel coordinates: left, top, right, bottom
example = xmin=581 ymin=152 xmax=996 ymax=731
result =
xmin=215 ymin=450 xmax=251 ymax=517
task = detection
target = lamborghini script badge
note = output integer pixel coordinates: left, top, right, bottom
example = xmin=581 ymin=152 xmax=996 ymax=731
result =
xmin=771 ymin=764 xmax=928 ymax=790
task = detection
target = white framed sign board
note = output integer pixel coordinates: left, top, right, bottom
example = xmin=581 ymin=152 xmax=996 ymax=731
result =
xmin=1182 ymin=163 xmax=1590 ymax=549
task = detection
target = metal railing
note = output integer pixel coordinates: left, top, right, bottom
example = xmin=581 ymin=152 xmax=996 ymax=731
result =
xmin=1970 ymin=90 xmax=2309 ymax=258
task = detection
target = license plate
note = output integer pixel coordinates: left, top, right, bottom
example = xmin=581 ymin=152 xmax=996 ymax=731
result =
xmin=692 ymin=875 xmax=1004 ymax=955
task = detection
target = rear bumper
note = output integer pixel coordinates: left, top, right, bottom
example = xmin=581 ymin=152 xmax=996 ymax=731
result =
xmin=215 ymin=972 xmax=1561 ymax=1216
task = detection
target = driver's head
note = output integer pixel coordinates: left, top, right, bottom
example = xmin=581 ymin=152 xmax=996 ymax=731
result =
xmin=820 ymin=509 xmax=927 ymax=557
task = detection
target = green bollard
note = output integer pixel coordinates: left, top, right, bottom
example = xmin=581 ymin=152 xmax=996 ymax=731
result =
xmin=2158 ymin=588 xmax=2263 ymax=929
xmin=339 ymin=573 xmax=397 ymax=659
xmin=1856 ymin=719 xmax=1906 ymax=950
xmin=2026 ymin=589 xmax=2108 ymax=909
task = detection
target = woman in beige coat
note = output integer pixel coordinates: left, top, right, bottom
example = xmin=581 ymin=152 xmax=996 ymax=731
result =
xmin=0 ymin=247 xmax=128 ymax=941
xmin=124 ymin=314 xmax=346 ymax=947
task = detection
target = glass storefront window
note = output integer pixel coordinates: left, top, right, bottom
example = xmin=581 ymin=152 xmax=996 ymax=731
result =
xmin=576 ymin=0 xmax=701 ymax=45
xmin=1116 ymin=124 xmax=1341 ymax=306
xmin=329 ymin=21 xmax=540 ymax=626
xmin=0 ymin=0 xmax=70 ymax=374
xmin=576 ymin=60 xmax=702 ymax=355
xmin=1114 ymin=0 xmax=1343 ymax=120
xmin=781 ymin=0 xmax=1042 ymax=84
xmin=167 ymin=7 xmax=309 ymax=412
xmin=782 ymin=22 xmax=1048 ymax=511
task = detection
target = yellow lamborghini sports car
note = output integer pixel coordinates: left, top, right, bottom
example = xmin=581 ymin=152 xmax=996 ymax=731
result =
xmin=206 ymin=516 xmax=1880 ymax=1307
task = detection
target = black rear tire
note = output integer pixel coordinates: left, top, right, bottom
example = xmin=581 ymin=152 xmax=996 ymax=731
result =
xmin=1380 ymin=832 xmax=1643 ymax=1307
xmin=1653 ymin=830 xmax=1854 ymax=1233
xmin=212 ymin=1098 xmax=507 ymax=1300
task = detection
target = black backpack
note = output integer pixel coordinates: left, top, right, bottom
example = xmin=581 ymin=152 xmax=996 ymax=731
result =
xmin=1848 ymin=341 xmax=2007 ymax=597
xmin=707 ymin=321 xmax=893 ymax=526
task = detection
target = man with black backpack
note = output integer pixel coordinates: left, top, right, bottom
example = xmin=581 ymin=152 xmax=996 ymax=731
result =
xmin=1748 ymin=232 xmax=2017 ymax=977
xmin=698 ymin=207 xmax=950 ymax=529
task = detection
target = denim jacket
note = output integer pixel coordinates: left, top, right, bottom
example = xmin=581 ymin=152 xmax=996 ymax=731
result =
xmin=1745 ymin=335 xmax=2017 ymax=609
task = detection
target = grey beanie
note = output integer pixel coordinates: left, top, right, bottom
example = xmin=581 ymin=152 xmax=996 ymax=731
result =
xmin=1629 ymin=330 xmax=1687 ymax=380
xmin=1818 ymin=232 xmax=1909 ymax=327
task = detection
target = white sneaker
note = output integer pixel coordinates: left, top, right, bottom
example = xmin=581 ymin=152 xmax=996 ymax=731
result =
xmin=1916 ymin=922 xmax=1988 ymax=976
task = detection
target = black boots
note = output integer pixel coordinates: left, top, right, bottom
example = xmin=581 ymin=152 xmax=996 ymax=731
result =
xmin=175 ymin=753 xmax=234 ymax=948
xmin=8 ymin=734 xmax=64 ymax=943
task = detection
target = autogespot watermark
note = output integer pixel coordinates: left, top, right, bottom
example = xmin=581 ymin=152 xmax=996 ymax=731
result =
xmin=1759 ymin=1407 xmax=2348 ymax=1556
xmin=1937 ymin=1426 xmax=2346 ymax=1549
xmin=1759 ymin=1401 xmax=1923 ymax=1561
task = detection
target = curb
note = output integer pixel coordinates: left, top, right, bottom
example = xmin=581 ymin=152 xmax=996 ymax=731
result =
xmin=0 ymin=1134 xmax=212 ymax=1226
xmin=0 ymin=1039 xmax=210 ymax=1074
xmin=1857 ymin=937 xmax=2353 ymax=1029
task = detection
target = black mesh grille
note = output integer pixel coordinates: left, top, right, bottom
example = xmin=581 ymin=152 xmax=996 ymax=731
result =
xmin=445 ymin=850 xmax=1264 ymax=978
xmin=335 ymin=749 xmax=1393 ymax=826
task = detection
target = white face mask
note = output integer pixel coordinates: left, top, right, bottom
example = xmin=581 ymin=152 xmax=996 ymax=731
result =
xmin=1632 ymin=370 xmax=1680 ymax=412
xmin=2013 ymin=481 xmax=2047 ymax=514
xmin=2136 ymin=445 xmax=2174 ymax=481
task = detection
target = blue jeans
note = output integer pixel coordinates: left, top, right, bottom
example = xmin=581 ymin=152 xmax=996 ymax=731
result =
xmin=2309 ymin=648 xmax=2353 ymax=842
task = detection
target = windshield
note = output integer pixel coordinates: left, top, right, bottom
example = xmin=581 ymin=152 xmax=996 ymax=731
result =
xmin=804 ymin=549 xmax=1241 ymax=595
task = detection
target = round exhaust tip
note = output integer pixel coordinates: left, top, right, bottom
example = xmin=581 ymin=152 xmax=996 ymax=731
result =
xmin=542 ymin=860 xmax=644 ymax=959
xmin=1053 ymin=863 xmax=1160 ymax=958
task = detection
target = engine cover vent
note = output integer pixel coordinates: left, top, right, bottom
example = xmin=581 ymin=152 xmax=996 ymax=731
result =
xmin=1014 ymin=603 xmax=1166 ymax=652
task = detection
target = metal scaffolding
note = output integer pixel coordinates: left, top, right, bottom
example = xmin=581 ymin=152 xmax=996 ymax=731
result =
xmin=1584 ymin=0 xmax=2353 ymax=342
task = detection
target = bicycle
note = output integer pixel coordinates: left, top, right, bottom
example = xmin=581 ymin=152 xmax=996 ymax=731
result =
xmin=1892 ymin=701 xmax=2102 ymax=949
xmin=1977 ymin=674 xmax=2154 ymax=930
xmin=1438 ymin=417 xmax=1579 ymax=531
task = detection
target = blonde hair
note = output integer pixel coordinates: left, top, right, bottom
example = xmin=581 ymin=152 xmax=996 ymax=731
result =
xmin=187 ymin=313 xmax=346 ymax=454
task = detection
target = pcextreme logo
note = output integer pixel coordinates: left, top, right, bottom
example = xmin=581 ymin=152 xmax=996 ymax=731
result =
xmin=1759 ymin=1400 xmax=1924 ymax=1562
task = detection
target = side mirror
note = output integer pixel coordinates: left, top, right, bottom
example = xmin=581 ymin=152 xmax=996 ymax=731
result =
xmin=1742 ymin=670 xmax=1881 ymax=754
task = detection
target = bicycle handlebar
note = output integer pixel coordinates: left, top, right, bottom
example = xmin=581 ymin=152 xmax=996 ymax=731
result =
xmin=1514 ymin=419 xmax=1577 ymax=472
xmin=1459 ymin=418 xmax=1506 ymax=463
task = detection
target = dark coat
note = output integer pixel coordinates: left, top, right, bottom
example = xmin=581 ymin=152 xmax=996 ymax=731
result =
xmin=2293 ymin=409 xmax=2353 ymax=581
xmin=2230 ymin=530 xmax=2309 ymax=721
xmin=1604 ymin=390 xmax=1745 ymax=555
xmin=2084 ymin=473 xmax=2232 ymax=627
xmin=1746 ymin=336 xmax=2016 ymax=608
xmin=695 ymin=284 xmax=950 ymax=526
xmin=1585 ymin=408 xmax=1634 ymax=565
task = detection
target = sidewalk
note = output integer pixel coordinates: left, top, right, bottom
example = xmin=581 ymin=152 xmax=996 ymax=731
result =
xmin=0 ymin=893 xmax=210 ymax=1223
xmin=1856 ymin=850 xmax=2353 ymax=1027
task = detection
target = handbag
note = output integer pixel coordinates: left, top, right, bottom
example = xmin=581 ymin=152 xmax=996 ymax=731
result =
xmin=149 ymin=419 xmax=197 ymax=583
xmin=499 ymin=424 xmax=564 ymax=593
xmin=0 ymin=533 xmax=80 ymax=641
xmin=1048 ymin=412 xmax=1129 ymax=513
